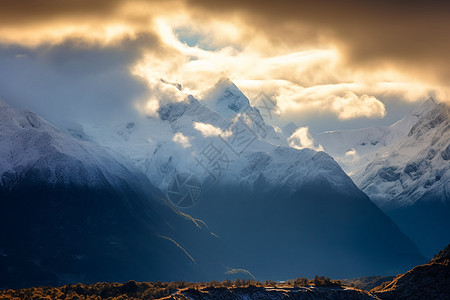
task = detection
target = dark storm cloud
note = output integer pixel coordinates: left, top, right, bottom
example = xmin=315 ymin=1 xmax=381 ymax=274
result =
xmin=0 ymin=33 xmax=160 ymax=127
xmin=2 ymin=0 xmax=449 ymax=72
xmin=187 ymin=0 xmax=450 ymax=81
xmin=0 ymin=0 xmax=123 ymax=25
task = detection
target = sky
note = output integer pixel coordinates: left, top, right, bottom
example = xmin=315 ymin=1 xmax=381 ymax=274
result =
xmin=0 ymin=0 xmax=449 ymax=133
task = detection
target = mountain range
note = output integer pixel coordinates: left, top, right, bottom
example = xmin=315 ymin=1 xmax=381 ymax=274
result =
xmin=81 ymin=79 xmax=424 ymax=278
xmin=0 ymin=97 xmax=230 ymax=288
xmin=315 ymin=97 xmax=450 ymax=256
xmin=2 ymin=78 xmax=447 ymax=288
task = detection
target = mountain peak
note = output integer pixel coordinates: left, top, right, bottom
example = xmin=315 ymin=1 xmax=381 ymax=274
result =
xmin=427 ymin=96 xmax=437 ymax=104
xmin=0 ymin=96 xmax=10 ymax=108
xmin=410 ymin=97 xmax=438 ymax=117
xmin=214 ymin=77 xmax=240 ymax=92
xmin=282 ymin=122 xmax=299 ymax=137
xmin=200 ymin=78 xmax=250 ymax=117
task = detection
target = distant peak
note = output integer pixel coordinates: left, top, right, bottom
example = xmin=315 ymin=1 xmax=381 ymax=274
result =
xmin=427 ymin=96 xmax=437 ymax=104
xmin=285 ymin=121 xmax=298 ymax=128
xmin=282 ymin=122 xmax=299 ymax=136
xmin=215 ymin=77 xmax=234 ymax=86
xmin=410 ymin=97 xmax=438 ymax=117
xmin=211 ymin=78 xmax=241 ymax=95
xmin=201 ymin=78 xmax=250 ymax=116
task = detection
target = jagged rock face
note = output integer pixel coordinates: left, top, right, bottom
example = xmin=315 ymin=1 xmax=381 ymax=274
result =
xmin=315 ymin=98 xmax=449 ymax=209
xmin=315 ymin=98 xmax=450 ymax=257
xmin=356 ymin=102 xmax=450 ymax=256
xmin=315 ymin=98 xmax=439 ymax=176
xmin=356 ymin=102 xmax=450 ymax=209
xmin=200 ymin=78 xmax=251 ymax=118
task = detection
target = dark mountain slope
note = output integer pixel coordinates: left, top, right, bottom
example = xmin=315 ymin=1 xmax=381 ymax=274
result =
xmin=0 ymin=98 xmax=229 ymax=288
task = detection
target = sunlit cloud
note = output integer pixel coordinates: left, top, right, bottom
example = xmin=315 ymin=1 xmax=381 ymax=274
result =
xmin=330 ymin=93 xmax=385 ymax=120
xmin=1 ymin=0 xmax=449 ymax=126
xmin=132 ymin=17 xmax=435 ymax=122
xmin=193 ymin=122 xmax=231 ymax=137
xmin=133 ymin=76 xmax=188 ymax=118
xmin=344 ymin=148 xmax=360 ymax=164
xmin=288 ymin=127 xmax=323 ymax=151
xmin=137 ymin=99 xmax=160 ymax=118
xmin=173 ymin=132 xmax=191 ymax=148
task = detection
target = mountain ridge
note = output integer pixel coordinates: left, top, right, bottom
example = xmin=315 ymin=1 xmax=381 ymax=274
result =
xmin=0 ymin=98 xmax=232 ymax=288
xmin=314 ymin=97 xmax=450 ymax=257
xmin=82 ymin=79 xmax=426 ymax=278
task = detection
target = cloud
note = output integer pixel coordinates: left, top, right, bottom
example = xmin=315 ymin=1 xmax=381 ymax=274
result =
xmin=0 ymin=0 xmax=448 ymax=130
xmin=134 ymin=78 xmax=188 ymax=118
xmin=0 ymin=36 xmax=157 ymax=126
xmin=0 ymin=0 xmax=177 ymax=46
xmin=187 ymin=1 xmax=450 ymax=84
xmin=238 ymin=80 xmax=389 ymax=122
xmin=132 ymin=28 xmax=424 ymax=124
xmin=193 ymin=122 xmax=230 ymax=137
xmin=139 ymin=99 xmax=160 ymax=118
xmin=288 ymin=127 xmax=323 ymax=151
xmin=2 ymin=1 xmax=449 ymax=88
xmin=334 ymin=148 xmax=360 ymax=175
xmin=344 ymin=148 xmax=360 ymax=164
xmin=330 ymin=93 xmax=386 ymax=120
xmin=131 ymin=20 xmax=435 ymax=122
xmin=173 ymin=132 xmax=191 ymax=148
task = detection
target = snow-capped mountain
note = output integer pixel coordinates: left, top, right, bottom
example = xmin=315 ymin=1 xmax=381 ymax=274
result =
xmin=314 ymin=98 xmax=438 ymax=176
xmin=355 ymin=99 xmax=449 ymax=208
xmin=83 ymin=79 xmax=367 ymax=196
xmin=0 ymin=97 xmax=231 ymax=288
xmin=314 ymin=98 xmax=450 ymax=257
xmin=82 ymin=79 xmax=426 ymax=279
xmin=200 ymin=78 xmax=251 ymax=118
xmin=84 ymin=79 xmax=287 ymax=190
xmin=0 ymin=96 xmax=148 ymax=190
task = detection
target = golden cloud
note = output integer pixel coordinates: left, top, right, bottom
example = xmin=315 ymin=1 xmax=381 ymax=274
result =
xmin=1 ymin=0 xmax=448 ymax=121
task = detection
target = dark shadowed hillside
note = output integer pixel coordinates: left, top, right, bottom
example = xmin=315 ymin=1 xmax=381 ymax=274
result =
xmin=373 ymin=244 xmax=450 ymax=300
